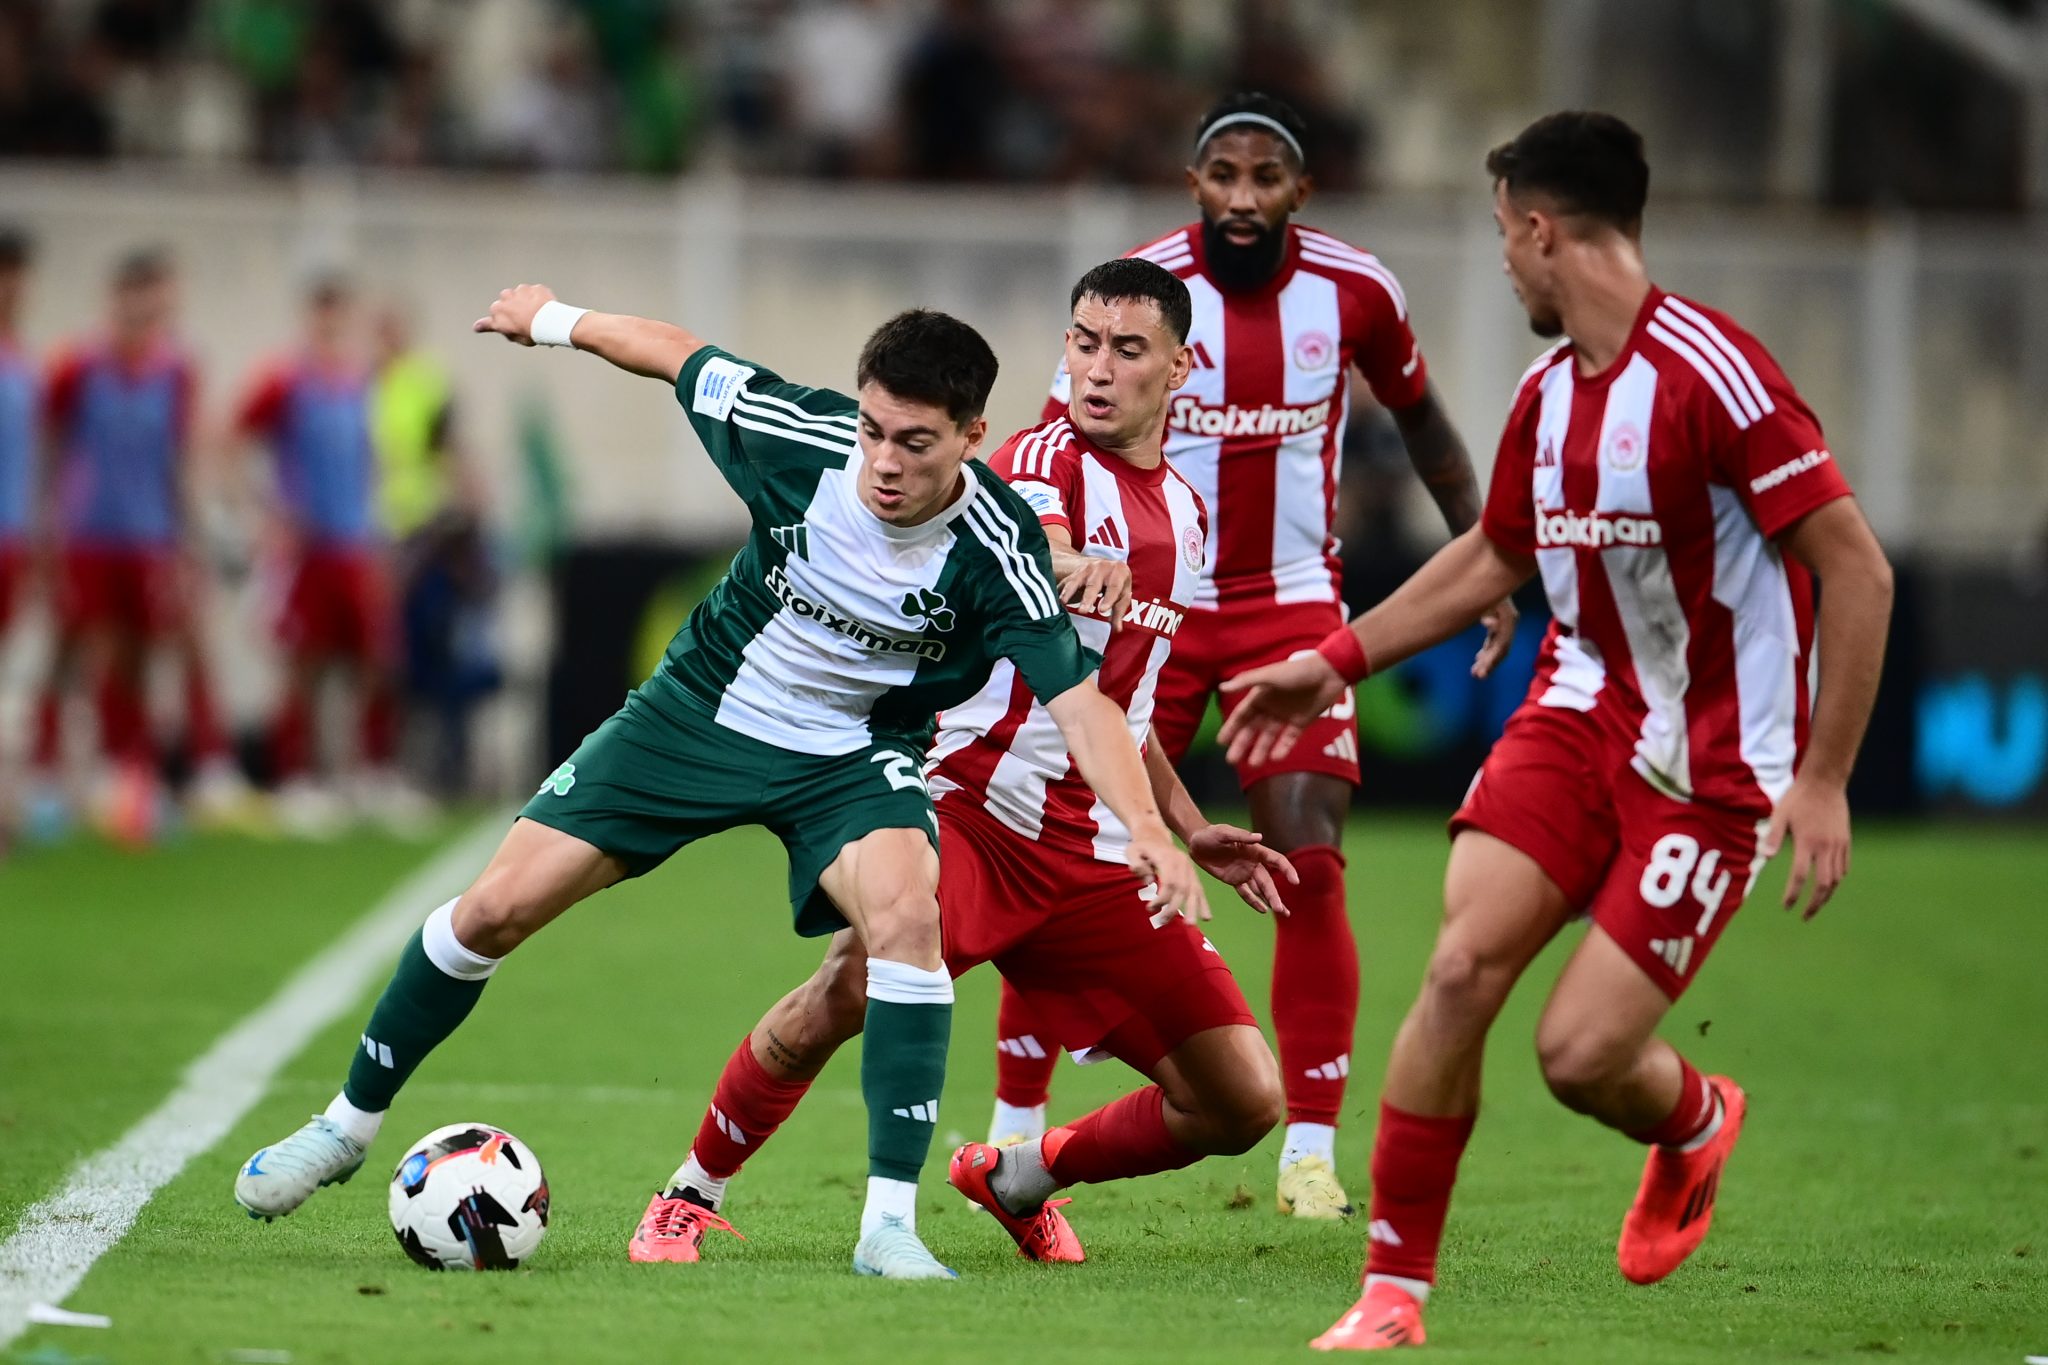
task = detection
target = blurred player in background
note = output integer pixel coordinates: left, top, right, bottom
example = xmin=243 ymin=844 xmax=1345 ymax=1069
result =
xmin=0 ymin=228 xmax=36 ymax=848
xmin=33 ymin=249 xmax=239 ymax=841
xmin=233 ymin=277 xmax=425 ymax=835
xmin=1219 ymin=112 xmax=1894 ymax=1350
xmin=1001 ymin=91 xmax=1516 ymax=1218
xmin=370 ymin=302 xmax=497 ymax=795
xmin=634 ymin=260 xmax=1295 ymax=1268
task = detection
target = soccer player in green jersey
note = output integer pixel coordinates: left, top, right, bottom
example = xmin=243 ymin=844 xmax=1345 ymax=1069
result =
xmin=234 ymin=284 xmax=1207 ymax=1280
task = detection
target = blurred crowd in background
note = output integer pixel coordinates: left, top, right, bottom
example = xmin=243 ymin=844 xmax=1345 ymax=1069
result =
xmin=0 ymin=0 xmax=2039 ymax=208
xmin=0 ymin=227 xmax=503 ymax=849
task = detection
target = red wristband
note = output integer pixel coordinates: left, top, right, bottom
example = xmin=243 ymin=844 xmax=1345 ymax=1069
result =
xmin=1315 ymin=626 xmax=1371 ymax=684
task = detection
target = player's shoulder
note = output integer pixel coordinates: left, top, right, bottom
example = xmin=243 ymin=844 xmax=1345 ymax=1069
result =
xmin=990 ymin=414 xmax=1084 ymax=482
xmin=1290 ymin=224 xmax=1411 ymax=320
xmin=961 ymin=458 xmax=1055 ymax=541
xmin=1641 ymin=290 xmax=1794 ymax=425
xmin=681 ymin=344 xmax=857 ymax=423
xmin=1511 ymin=339 xmax=1572 ymax=402
xmin=1123 ymin=224 xmax=1201 ymax=277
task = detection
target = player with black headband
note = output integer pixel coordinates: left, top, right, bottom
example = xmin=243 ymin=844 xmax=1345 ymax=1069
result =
xmin=993 ymin=92 xmax=1517 ymax=1221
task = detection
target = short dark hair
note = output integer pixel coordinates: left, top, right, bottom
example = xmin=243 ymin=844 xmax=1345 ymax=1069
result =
xmin=1485 ymin=112 xmax=1649 ymax=232
xmin=113 ymin=246 xmax=173 ymax=289
xmin=0 ymin=227 xmax=31 ymax=270
xmin=1194 ymin=91 xmax=1309 ymax=171
xmin=855 ymin=308 xmax=999 ymax=428
xmin=1069 ymin=258 xmax=1192 ymax=344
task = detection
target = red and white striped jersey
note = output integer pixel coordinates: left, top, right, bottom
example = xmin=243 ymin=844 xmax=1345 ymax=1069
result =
xmin=1483 ymin=288 xmax=1854 ymax=817
xmin=927 ymin=415 xmax=1207 ymax=863
xmin=1045 ymin=221 xmax=1426 ymax=611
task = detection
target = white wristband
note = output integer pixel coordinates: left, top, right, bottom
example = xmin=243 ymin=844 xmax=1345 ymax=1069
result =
xmin=531 ymin=300 xmax=589 ymax=348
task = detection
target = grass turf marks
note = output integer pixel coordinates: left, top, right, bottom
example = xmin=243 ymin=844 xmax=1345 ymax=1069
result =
xmin=3 ymin=819 xmax=2044 ymax=1363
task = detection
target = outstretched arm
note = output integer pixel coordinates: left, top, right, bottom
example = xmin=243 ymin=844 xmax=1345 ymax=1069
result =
xmin=1219 ymin=525 xmax=1534 ymax=768
xmin=473 ymin=283 xmax=706 ymax=383
xmin=1760 ymin=497 xmax=1893 ymax=919
xmin=1389 ymin=382 xmax=1519 ymax=676
xmin=1045 ymin=681 xmax=1208 ymax=926
xmin=1144 ymin=730 xmax=1296 ymax=916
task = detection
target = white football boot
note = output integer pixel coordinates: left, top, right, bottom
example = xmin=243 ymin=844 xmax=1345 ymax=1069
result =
xmin=235 ymin=1115 xmax=367 ymax=1220
xmin=851 ymin=1215 xmax=956 ymax=1280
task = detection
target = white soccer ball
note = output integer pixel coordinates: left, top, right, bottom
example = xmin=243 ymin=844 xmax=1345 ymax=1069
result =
xmin=388 ymin=1123 xmax=549 ymax=1270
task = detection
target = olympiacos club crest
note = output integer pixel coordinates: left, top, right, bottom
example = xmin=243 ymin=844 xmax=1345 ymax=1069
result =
xmin=1182 ymin=524 xmax=1205 ymax=572
xmin=1293 ymin=330 xmax=1335 ymax=371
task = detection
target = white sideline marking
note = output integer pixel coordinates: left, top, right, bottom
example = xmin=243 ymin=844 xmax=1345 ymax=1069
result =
xmin=0 ymin=814 xmax=507 ymax=1349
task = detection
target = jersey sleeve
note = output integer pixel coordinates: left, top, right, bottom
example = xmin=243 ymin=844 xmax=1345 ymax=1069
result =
xmin=235 ymin=365 xmax=291 ymax=440
xmin=1345 ymin=265 xmax=1429 ymax=410
xmin=42 ymin=348 xmax=88 ymax=439
xmin=1479 ymin=368 xmax=1546 ymax=556
xmin=963 ymin=472 xmax=1098 ymax=703
xmin=986 ymin=427 xmax=1084 ymax=537
xmin=673 ymin=345 xmax=857 ymax=504
xmin=1699 ymin=330 xmax=1853 ymax=539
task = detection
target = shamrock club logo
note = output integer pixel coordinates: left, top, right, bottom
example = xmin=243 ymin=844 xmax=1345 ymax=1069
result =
xmin=900 ymin=588 xmax=955 ymax=632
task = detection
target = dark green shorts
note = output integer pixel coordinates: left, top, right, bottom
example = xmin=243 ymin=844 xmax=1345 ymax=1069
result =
xmin=518 ymin=674 xmax=937 ymax=936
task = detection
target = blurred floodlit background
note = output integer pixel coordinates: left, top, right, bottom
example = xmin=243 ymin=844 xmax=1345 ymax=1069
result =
xmin=0 ymin=0 xmax=2042 ymax=829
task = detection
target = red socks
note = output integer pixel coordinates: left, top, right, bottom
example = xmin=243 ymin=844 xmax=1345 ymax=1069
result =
xmin=1271 ymin=844 xmax=1357 ymax=1126
xmin=994 ymin=979 xmax=1056 ymax=1108
xmin=689 ymin=1037 xmax=815 ymax=1180
xmin=1043 ymin=1086 xmax=1198 ymax=1187
xmin=1627 ymin=1055 xmax=1715 ymax=1147
xmin=1364 ymin=1101 xmax=1476 ymax=1285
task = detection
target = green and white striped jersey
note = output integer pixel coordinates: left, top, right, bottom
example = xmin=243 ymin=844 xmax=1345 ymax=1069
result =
xmin=656 ymin=346 xmax=1095 ymax=755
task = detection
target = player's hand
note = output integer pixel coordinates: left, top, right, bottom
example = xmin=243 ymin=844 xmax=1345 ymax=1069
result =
xmin=1126 ymin=828 xmax=1209 ymax=928
xmin=1187 ymin=823 xmax=1298 ymax=917
xmin=1760 ymin=774 xmax=1850 ymax=920
xmin=1473 ymin=596 xmax=1519 ymax=677
xmin=1217 ymin=653 xmax=1346 ymax=770
xmin=1057 ymin=555 xmax=1133 ymax=630
xmin=472 ymin=284 xmax=557 ymax=347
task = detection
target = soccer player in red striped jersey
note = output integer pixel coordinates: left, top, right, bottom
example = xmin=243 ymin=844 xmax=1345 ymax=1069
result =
xmin=631 ymin=259 xmax=1301 ymax=1269
xmin=992 ymin=90 xmax=1517 ymax=1219
xmin=1219 ymin=112 xmax=1894 ymax=1350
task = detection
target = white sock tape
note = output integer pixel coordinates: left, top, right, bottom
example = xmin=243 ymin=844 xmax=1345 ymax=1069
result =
xmin=422 ymin=898 xmax=501 ymax=980
xmin=531 ymin=299 xmax=589 ymax=348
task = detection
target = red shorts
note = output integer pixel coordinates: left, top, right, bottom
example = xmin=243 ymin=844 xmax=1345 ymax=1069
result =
xmin=58 ymin=544 xmax=185 ymax=637
xmin=278 ymin=545 xmax=394 ymax=663
xmin=1452 ymin=701 xmax=1765 ymax=999
xmin=1152 ymin=598 xmax=1360 ymax=790
xmin=937 ymin=799 xmax=1255 ymax=1071
xmin=1587 ymin=772 xmax=1766 ymax=999
xmin=1450 ymin=701 xmax=1625 ymax=907
xmin=0 ymin=543 xmax=24 ymax=630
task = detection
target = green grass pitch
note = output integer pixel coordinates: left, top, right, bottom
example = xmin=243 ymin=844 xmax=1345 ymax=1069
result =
xmin=3 ymin=816 xmax=2044 ymax=1364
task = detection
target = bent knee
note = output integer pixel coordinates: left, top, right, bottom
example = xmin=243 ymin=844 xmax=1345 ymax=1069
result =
xmin=453 ymin=874 xmax=548 ymax=956
xmin=1535 ymin=1028 xmax=1634 ymax=1111
xmin=1194 ymin=1066 xmax=1284 ymax=1155
xmin=807 ymin=951 xmax=871 ymax=1034
xmin=1419 ymin=940 xmax=1515 ymax=1024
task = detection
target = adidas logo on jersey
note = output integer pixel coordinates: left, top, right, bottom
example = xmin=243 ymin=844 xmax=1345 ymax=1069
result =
xmin=1648 ymin=936 xmax=1696 ymax=975
xmin=1086 ymin=518 xmax=1125 ymax=550
xmin=770 ymin=523 xmax=810 ymax=559
xmin=1535 ymin=507 xmax=1665 ymax=549
xmin=1170 ymin=396 xmax=1332 ymax=439
xmin=1323 ymin=730 xmax=1359 ymax=763
xmin=891 ymin=1099 xmax=940 ymax=1123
